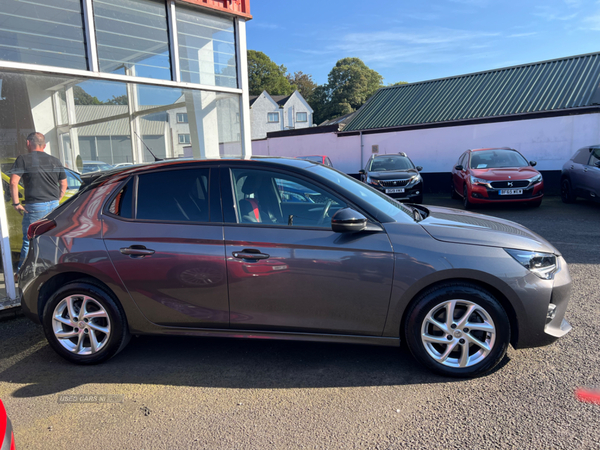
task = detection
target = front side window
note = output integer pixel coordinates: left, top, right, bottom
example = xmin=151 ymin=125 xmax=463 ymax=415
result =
xmin=296 ymin=112 xmax=308 ymax=122
xmin=177 ymin=113 xmax=188 ymax=123
xmin=267 ymin=112 xmax=279 ymax=123
xmin=179 ymin=134 xmax=191 ymax=144
xmin=469 ymin=149 xmax=528 ymax=169
xmin=231 ymin=169 xmax=346 ymax=227
xmin=94 ymin=0 xmax=171 ymax=80
xmin=0 ymin=0 xmax=87 ymax=70
xmin=136 ymin=169 xmax=209 ymax=222
xmin=369 ymin=156 xmax=414 ymax=172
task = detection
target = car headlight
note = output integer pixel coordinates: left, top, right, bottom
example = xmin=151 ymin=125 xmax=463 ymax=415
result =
xmin=366 ymin=176 xmax=381 ymax=186
xmin=470 ymin=175 xmax=492 ymax=188
xmin=408 ymin=174 xmax=422 ymax=185
xmin=530 ymin=174 xmax=542 ymax=184
xmin=505 ymin=249 xmax=558 ymax=280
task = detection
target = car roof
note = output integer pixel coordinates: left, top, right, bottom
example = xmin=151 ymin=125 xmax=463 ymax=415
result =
xmin=469 ymin=147 xmax=514 ymax=152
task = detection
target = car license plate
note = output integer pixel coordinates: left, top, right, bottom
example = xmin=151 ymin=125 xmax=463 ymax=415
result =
xmin=385 ymin=188 xmax=405 ymax=194
xmin=499 ymin=189 xmax=523 ymax=195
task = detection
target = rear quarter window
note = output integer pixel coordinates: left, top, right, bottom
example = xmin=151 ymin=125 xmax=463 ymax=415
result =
xmin=572 ymin=148 xmax=590 ymax=164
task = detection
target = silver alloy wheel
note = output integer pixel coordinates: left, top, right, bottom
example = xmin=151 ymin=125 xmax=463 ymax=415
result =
xmin=52 ymin=295 xmax=111 ymax=355
xmin=421 ymin=299 xmax=496 ymax=368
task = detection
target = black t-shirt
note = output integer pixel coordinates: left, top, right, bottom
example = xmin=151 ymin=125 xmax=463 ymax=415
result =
xmin=11 ymin=152 xmax=66 ymax=203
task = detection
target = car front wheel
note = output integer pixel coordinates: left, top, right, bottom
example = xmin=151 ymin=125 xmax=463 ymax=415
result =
xmin=42 ymin=281 xmax=130 ymax=364
xmin=463 ymin=185 xmax=472 ymax=209
xmin=404 ymin=283 xmax=510 ymax=377
xmin=561 ymin=179 xmax=576 ymax=203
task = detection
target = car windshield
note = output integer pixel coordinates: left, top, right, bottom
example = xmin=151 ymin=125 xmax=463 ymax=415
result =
xmin=310 ymin=164 xmax=413 ymax=222
xmin=298 ymin=156 xmax=323 ymax=163
xmin=83 ymin=163 xmax=112 ymax=173
xmin=369 ymin=156 xmax=413 ymax=171
xmin=470 ymin=150 xmax=529 ymax=169
xmin=66 ymin=170 xmax=82 ymax=190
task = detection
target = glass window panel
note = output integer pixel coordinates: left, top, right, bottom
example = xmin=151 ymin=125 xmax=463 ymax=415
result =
xmin=267 ymin=112 xmax=279 ymax=123
xmin=296 ymin=112 xmax=307 ymax=123
xmin=94 ymin=0 xmax=171 ymax=80
xmin=177 ymin=5 xmax=237 ymax=88
xmin=136 ymin=169 xmax=210 ymax=222
xmin=108 ymin=177 xmax=133 ymax=217
xmin=0 ymin=0 xmax=87 ymax=69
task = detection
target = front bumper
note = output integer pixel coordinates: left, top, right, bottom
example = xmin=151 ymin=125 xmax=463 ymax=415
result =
xmin=543 ymin=256 xmax=572 ymax=340
xmin=470 ymin=181 xmax=544 ymax=204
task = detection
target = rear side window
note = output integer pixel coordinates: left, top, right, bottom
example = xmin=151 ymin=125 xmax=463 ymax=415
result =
xmin=572 ymin=148 xmax=590 ymax=164
xmin=108 ymin=178 xmax=134 ymax=218
xmin=136 ymin=169 xmax=209 ymax=222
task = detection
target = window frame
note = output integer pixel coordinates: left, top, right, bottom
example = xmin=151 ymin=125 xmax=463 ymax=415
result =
xmin=178 ymin=133 xmax=191 ymax=144
xmin=220 ymin=165 xmax=372 ymax=230
xmin=296 ymin=112 xmax=308 ymax=123
xmin=267 ymin=112 xmax=279 ymax=123
xmin=176 ymin=113 xmax=188 ymax=123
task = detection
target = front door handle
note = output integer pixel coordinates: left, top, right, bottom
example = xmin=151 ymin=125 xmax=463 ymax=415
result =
xmin=120 ymin=245 xmax=155 ymax=257
xmin=233 ymin=249 xmax=270 ymax=260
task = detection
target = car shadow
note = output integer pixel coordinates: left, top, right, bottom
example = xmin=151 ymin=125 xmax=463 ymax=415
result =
xmin=0 ymin=320 xmax=503 ymax=398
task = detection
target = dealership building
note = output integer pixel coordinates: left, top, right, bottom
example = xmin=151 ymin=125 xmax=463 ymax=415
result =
xmin=0 ymin=0 xmax=252 ymax=310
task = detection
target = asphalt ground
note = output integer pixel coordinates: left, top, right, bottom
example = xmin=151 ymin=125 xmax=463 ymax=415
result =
xmin=0 ymin=195 xmax=599 ymax=450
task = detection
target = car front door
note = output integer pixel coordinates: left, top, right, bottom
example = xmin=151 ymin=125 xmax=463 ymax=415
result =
xmin=103 ymin=166 xmax=229 ymax=327
xmin=221 ymin=166 xmax=395 ymax=336
xmin=581 ymin=148 xmax=600 ymax=199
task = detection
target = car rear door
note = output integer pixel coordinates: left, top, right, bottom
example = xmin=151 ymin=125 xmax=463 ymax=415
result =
xmin=221 ymin=165 xmax=395 ymax=336
xmin=581 ymin=148 xmax=600 ymax=199
xmin=103 ymin=166 xmax=229 ymax=327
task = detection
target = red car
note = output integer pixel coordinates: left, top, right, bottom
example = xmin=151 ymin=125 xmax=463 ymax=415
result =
xmin=451 ymin=148 xmax=544 ymax=208
xmin=295 ymin=155 xmax=333 ymax=167
xmin=0 ymin=399 xmax=15 ymax=450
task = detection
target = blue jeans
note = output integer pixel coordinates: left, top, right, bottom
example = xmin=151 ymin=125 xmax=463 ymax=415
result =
xmin=18 ymin=200 xmax=59 ymax=272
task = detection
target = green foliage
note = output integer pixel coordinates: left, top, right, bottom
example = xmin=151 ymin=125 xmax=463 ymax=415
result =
xmin=73 ymin=86 xmax=103 ymax=105
xmin=314 ymin=58 xmax=383 ymax=124
xmin=247 ymin=50 xmax=294 ymax=96
xmin=286 ymin=71 xmax=317 ymax=103
xmin=388 ymin=81 xmax=408 ymax=86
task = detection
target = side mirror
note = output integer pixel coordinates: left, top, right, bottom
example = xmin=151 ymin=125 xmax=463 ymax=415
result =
xmin=416 ymin=166 xmax=423 ymax=172
xmin=331 ymin=208 xmax=367 ymax=233
xmin=529 ymin=161 xmax=537 ymax=167
xmin=455 ymin=165 xmax=463 ymax=171
xmin=359 ymin=169 xmax=366 ymax=175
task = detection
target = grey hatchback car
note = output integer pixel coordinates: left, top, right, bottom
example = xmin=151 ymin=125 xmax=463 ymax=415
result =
xmin=19 ymin=158 xmax=572 ymax=377
xmin=561 ymin=145 xmax=600 ymax=203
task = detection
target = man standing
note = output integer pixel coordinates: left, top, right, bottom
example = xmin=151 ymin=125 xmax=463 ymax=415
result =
xmin=10 ymin=132 xmax=67 ymax=272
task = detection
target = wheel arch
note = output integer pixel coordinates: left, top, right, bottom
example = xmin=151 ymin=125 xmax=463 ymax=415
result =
xmin=393 ymin=274 xmax=520 ymax=348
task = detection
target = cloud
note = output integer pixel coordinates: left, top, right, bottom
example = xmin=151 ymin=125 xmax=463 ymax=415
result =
xmin=507 ymin=32 xmax=538 ymax=38
xmin=302 ymin=28 xmax=502 ymax=68
xmin=534 ymin=6 xmax=578 ymax=21
xmin=249 ymin=22 xmax=280 ymax=30
xmin=583 ymin=12 xmax=600 ymax=30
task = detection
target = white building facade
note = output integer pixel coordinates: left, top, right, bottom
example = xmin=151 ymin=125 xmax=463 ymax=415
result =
xmin=250 ymin=91 xmax=313 ymax=140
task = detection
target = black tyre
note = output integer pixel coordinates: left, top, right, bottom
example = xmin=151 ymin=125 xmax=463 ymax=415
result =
xmin=451 ymin=179 xmax=458 ymax=199
xmin=561 ymin=179 xmax=576 ymax=204
xmin=42 ymin=280 xmax=130 ymax=364
xmin=404 ymin=282 xmax=510 ymax=377
xmin=462 ymin=185 xmax=472 ymax=210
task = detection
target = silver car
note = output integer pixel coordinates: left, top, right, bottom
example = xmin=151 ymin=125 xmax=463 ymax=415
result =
xmin=19 ymin=158 xmax=571 ymax=377
xmin=561 ymin=145 xmax=600 ymax=203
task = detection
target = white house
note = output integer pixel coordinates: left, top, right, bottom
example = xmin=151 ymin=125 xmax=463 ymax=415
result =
xmin=250 ymin=90 xmax=313 ymax=140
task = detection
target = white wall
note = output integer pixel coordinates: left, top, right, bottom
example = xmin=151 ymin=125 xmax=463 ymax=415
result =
xmin=250 ymin=94 xmax=282 ymax=140
xmin=283 ymin=93 xmax=313 ymax=130
xmin=252 ymin=113 xmax=600 ymax=174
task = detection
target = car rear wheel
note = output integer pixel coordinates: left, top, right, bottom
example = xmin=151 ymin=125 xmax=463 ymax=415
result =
xmin=561 ymin=179 xmax=576 ymax=204
xmin=43 ymin=281 xmax=130 ymax=364
xmin=404 ymin=283 xmax=510 ymax=377
xmin=462 ymin=185 xmax=472 ymax=209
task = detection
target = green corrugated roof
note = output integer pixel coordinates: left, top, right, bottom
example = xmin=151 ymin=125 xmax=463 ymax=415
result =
xmin=343 ymin=51 xmax=600 ymax=132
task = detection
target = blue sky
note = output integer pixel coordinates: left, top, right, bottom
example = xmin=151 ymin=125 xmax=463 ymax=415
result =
xmin=246 ymin=0 xmax=600 ymax=85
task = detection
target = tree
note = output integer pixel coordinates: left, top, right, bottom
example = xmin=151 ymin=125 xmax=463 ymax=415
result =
xmin=388 ymin=81 xmax=408 ymax=86
xmin=323 ymin=58 xmax=383 ymax=120
xmin=287 ymin=71 xmax=317 ymax=103
xmin=105 ymin=95 xmax=128 ymax=105
xmin=247 ymin=50 xmax=294 ymax=96
xmin=72 ymin=86 xmax=103 ymax=105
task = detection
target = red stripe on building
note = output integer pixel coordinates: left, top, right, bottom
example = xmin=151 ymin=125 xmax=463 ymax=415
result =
xmin=178 ymin=0 xmax=252 ymax=19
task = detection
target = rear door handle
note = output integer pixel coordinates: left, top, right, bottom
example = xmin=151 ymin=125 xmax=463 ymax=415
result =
xmin=120 ymin=245 xmax=155 ymax=257
xmin=233 ymin=249 xmax=270 ymax=260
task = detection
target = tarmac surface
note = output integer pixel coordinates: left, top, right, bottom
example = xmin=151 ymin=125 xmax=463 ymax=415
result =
xmin=1 ymin=195 xmax=599 ymax=450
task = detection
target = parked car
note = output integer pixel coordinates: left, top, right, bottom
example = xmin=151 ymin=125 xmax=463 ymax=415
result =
xmin=19 ymin=158 xmax=571 ymax=377
xmin=1 ymin=159 xmax=82 ymax=253
xmin=0 ymin=399 xmax=15 ymax=450
xmin=451 ymin=148 xmax=544 ymax=208
xmin=560 ymin=145 xmax=600 ymax=203
xmin=296 ymin=155 xmax=333 ymax=167
xmin=359 ymin=153 xmax=424 ymax=203
xmin=82 ymin=160 xmax=113 ymax=173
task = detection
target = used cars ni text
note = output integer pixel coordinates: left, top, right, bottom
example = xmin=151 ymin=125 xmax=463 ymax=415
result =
xmin=19 ymin=158 xmax=571 ymax=377
xmin=360 ymin=153 xmax=424 ymax=203
xmin=560 ymin=145 xmax=600 ymax=204
xmin=451 ymin=148 xmax=544 ymax=208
